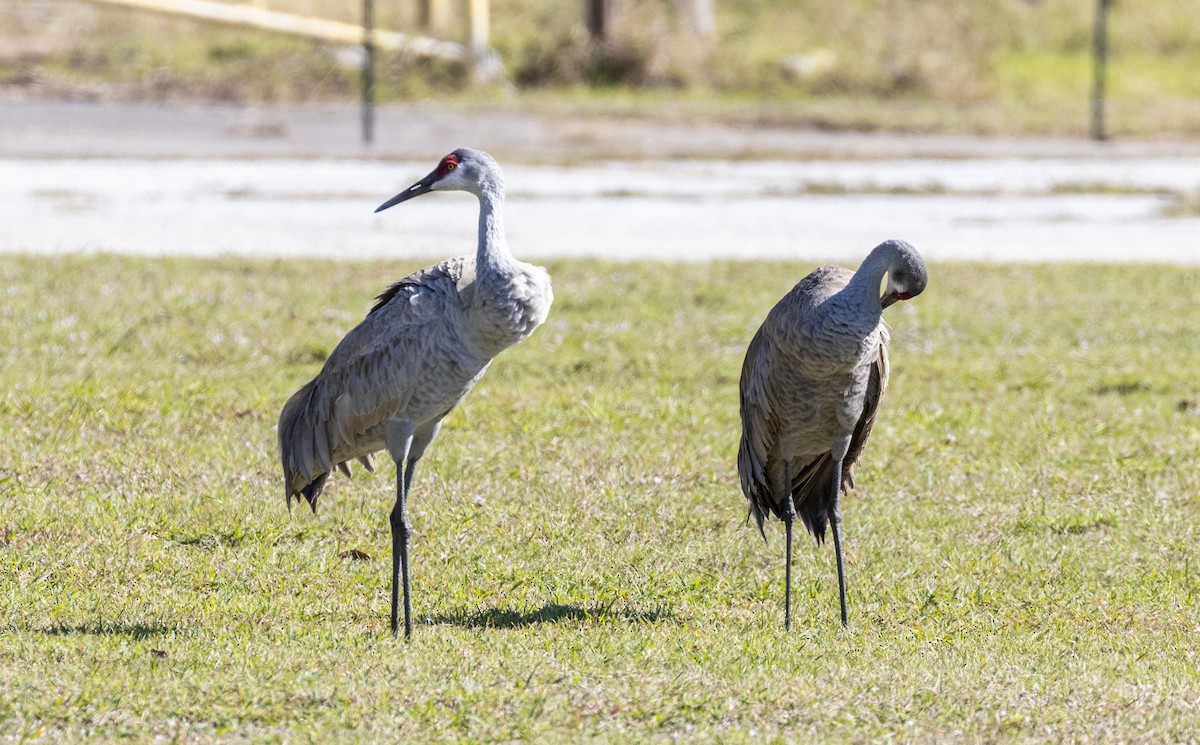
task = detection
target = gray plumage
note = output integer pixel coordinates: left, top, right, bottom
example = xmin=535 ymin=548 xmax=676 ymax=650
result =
xmin=737 ymin=239 xmax=927 ymax=628
xmin=278 ymin=148 xmax=553 ymax=638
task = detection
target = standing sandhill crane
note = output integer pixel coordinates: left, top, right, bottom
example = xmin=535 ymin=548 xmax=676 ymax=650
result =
xmin=278 ymin=148 xmax=553 ymax=639
xmin=738 ymin=239 xmax=926 ymax=629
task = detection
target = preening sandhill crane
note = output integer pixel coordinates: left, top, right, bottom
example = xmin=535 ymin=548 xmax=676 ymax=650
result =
xmin=737 ymin=239 xmax=927 ymax=629
xmin=278 ymin=148 xmax=553 ymax=639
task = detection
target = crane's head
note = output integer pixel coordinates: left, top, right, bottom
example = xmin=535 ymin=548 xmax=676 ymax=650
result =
xmin=375 ymin=148 xmax=503 ymax=213
xmin=878 ymin=239 xmax=928 ymax=309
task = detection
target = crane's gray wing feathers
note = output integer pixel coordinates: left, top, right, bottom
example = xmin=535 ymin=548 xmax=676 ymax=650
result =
xmin=841 ymin=329 xmax=889 ymax=491
xmin=278 ymin=258 xmax=471 ymax=512
xmin=737 ymin=325 xmax=779 ymax=538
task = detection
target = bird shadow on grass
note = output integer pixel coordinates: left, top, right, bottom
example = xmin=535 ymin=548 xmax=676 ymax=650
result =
xmin=432 ymin=602 xmax=677 ymax=631
xmin=32 ymin=622 xmax=177 ymax=640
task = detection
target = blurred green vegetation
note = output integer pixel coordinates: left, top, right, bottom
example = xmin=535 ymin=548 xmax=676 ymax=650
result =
xmin=2 ymin=0 xmax=1200 ymax=135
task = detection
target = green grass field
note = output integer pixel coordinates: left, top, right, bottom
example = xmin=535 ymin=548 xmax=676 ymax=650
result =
xmin=2 ymin=255 xmax=1198 ymax=741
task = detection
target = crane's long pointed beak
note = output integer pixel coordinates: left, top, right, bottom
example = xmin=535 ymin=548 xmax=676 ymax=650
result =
xmin=375 ymin=171 xmax=438 ymax=213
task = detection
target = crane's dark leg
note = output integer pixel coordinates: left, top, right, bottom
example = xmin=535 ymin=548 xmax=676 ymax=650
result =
xmin=386 ymin=421 xmax=416 ymax=639
xmin=829 ymin=458 xmax=848 ymax=628
xmin=781 ymin=462 xmax=795 ymax=632
xmin=389 ymin=461 xmax=418 ymax=639
xmin=391 ymin=463 xmax=420 ymax=638
xmin=389 ymin=467 xmax=408 ymax=638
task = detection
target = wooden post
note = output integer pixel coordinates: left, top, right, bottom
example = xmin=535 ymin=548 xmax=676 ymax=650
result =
xmin=361 ymin=0 xmax=375 ymax=144
xmin=418 ymin=0 xmax=447 ymax=34
xmin=88 ymin=0 xmax=471 ymax=61
xmin=468 ymin=0 xmax=489 ymax=52
xmin=466 ymin=0 xmax=497 ymax=83
xmin=677 ymin=0 xmax=715 ymax=42
xmin=1090 ymin=0 xmax=1110 ymax=141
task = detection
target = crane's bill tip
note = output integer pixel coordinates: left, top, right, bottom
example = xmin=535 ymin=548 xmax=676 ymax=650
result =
xmin=375 ymin=177 xmax=436 ymax=213
xmin=374 ymin=194 xmax=406 ymax=213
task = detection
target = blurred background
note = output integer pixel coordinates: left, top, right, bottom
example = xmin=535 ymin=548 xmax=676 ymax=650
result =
xmin=2 ymin=0 xmax=1199 ymax=263
xmin=3 ymin=0 xmax=1200 ymax=138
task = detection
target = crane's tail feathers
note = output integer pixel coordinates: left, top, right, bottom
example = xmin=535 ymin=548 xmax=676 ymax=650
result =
xmin=738 ymin=429 xmax=850 ymax=544
xmin=282 ymin=472 xmax=328 ymax=514
xmin=745 ymin=504 xmax=768 ymax=543
xmin=792 ymin=455 xmax=835 ymax=543
xmin=279 ymin=377 xmax=337 ymax=515
xmin=790 ymin=454 xmax=858 ymax=544
xmin=298 ymin=472 xmax=328 ymax=513
xmin=736 ymin=434 xmax=771 ymax=543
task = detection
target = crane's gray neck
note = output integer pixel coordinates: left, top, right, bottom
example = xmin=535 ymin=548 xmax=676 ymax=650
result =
xmin=839 ymin=246 xmax=892 ymax=314
xmin=475 ymin=184 xmax=514 ymax=271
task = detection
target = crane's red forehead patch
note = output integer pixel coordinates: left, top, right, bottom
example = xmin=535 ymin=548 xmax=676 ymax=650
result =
xmin=437 ymin=153 xmax=461 ymax=175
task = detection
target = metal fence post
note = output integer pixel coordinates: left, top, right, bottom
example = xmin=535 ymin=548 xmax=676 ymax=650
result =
xmin=587 ymin=0 xmax=610 ymax=41
xmin=1090 ymin=0 xmax=1110 ymax=141
xmin=361 ymin=0 xmax=375 ymax=145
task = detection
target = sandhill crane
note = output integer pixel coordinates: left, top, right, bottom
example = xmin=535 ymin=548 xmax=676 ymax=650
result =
xmin=278 ymin=148 xmax=553 ymax=639
xmin=737 ymin=239 xmax=926 ymax=629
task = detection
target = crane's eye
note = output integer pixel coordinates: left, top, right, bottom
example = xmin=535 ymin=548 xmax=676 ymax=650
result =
xmin=438 ymin=154 xmax=461 ymax=176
